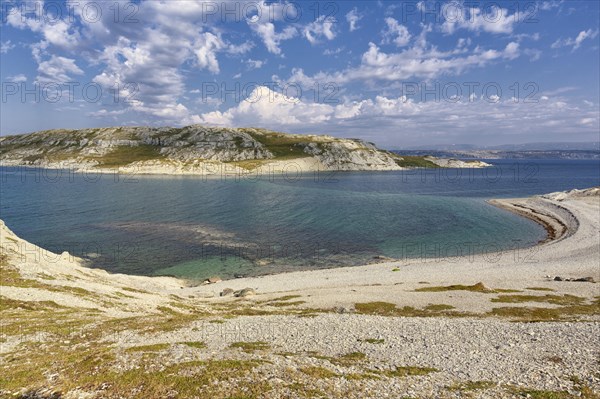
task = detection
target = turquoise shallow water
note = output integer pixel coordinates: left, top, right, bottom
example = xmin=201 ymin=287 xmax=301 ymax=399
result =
xmin=1 ymin=159 xmax=598 ymax=280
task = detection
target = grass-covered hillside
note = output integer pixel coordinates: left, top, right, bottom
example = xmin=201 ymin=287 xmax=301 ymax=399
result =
xmin=0 ymin=125 xmax=467 ymax=173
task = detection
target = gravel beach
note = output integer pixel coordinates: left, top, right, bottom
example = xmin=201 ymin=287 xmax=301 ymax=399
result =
xmin=1 ymin=188 xmax=598 ymax=398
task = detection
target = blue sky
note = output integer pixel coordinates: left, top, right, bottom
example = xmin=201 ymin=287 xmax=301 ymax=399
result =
xmin=1 ymin=0 xmax=599 ymax=147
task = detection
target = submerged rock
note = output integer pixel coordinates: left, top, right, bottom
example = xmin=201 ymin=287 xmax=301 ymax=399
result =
xmin=372 ymin=255 xmax=396 ymax=263
xmin=333 ymin=306 xmax=354 ymax=314
xmin=553 ymin=276 xmax=595 ymax=283
xmin=573 ymin=277 xmax=595 ymax=282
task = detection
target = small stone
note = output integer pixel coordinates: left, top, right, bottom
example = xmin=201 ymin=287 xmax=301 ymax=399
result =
xmin=204 ymin=276 xmax=222 ymax=284
xmin=234 ymin=287 xmax=256 ymax=297
xmin=554 ymin=276 xmax=563 ymax=281
xmin=220 ymin=288 xmax=234 ymax=297
xmin=334 ymin=306 xmax=353 ymax=314
xmin=472 ymin=282 xmax=493 ymax=292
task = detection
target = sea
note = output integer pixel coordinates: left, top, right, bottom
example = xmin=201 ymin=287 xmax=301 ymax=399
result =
xmin=1 ymin=159 xmax=598 ymax=280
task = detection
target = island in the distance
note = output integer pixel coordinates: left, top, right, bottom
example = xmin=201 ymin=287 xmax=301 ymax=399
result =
xmin=0 ymin=125 xmax=490 ymax=175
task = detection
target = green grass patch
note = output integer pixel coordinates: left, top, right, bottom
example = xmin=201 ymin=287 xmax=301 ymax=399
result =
xmin=91 ymin=145 xmax=164 ymax=167
xmin=344 ymin=372 xmax=381 ymax=380
xmin=229 ymin=341 xmax=271 ymax=352
xmin=96 ymin=312 xmax=207 ymax=335
xmin=266 ymin=300 xmax=306 ymax=307
xmin=306 ymin=351 xmax=367 ymax=366
xmin=181 ymin=341 xmax=206 ymax=349
xmin=354 ymin=302 xmax=465 ymax=317
xmin=286 ymin=382 xmax=327 ymax=397
xmin=394 ymin=156 xmax=440 ymax=168
xmin=489 ymin=307 xmax=561 ymax=321
xmin=570 ymin=376 xmax=600 ymax=399
xmin=254 ymin=295 xmax=306 ymax=308
xmin=111 ymin=291 xmax=135 ymax=299
xmin=415 ymin=282 xmax=521 ymax=294
xmin=155 ymin=305 xmax=185 ymax=315
xmin=0 ymin=296 xmax=64 ymax=312
xmin=336 ymin=351 xmax=367 ymax=364
xmin=424 ymin=304 xmax=456 ymax=311
xmin=1 ymin=261 xmax=54 ymax=289
xmin=448 ymin=380 xmax=496 ymax=391
xmin=495 ymin=288 xmax=523 ymax=293
xmin=231 ymin=159 xmax=269 ymax=171
xmin=0 ymin=297 xmax=99 ymax=337
xmin=121 ymin=287 xmax=151 ymax=294
xmin=508 ymin=388 xmax=573 ymax=398
xmin=244 ymin=130 xmax=312 ymax=159
xmin=212 ymin=301 xmax=322 ymax=318
xmin=491 ymin=294 xmax=584 ymax=305
xmin=0 ymin=262 xmax=114 ymax=306
xmin=361 ymin=338 xmax=385 ymax=344
xmin=381 ymin=366 xmax=439 ymax=377
xmin=1 ymin=341 xmax=267 ymax=398
xmin=269 ymin=295 xmax=302 ymax=301
xmin=488 ymin=298 xmax=600 ymax=321
xmin=354 ymin=301 xmax=397 ymax=315
xmin=167 ymin=301 xmax=199 ymax=312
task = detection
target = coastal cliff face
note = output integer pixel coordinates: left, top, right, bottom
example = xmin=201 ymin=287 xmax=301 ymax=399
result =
xmin=0 ymin=125 xmax=490 ymax=175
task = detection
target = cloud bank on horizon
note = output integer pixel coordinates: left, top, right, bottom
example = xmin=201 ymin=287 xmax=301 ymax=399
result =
xmin=1 ymin=0 xmax=598 ymax=147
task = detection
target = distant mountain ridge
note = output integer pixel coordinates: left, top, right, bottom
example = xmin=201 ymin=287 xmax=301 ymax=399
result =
xmin=393 ymin=150 xmax=599 ymax=160
xmin=395 ymin=142 xmax=600 ymax=160
xmin=403 ymin=142 xmax=600 ymax=151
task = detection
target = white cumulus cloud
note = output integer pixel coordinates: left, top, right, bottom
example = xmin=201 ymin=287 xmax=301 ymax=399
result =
xmin=441 ymin=4 xmax=520 ymax=35
xmin=250 ymin=22 xmax=297 ymax=54
xmin=36 ymin=55 xmax=83 ymax=83
xmin=7 ymin=74 xmax=27 ymax=83
xmin=552 ymin=29 xmax=599 ymax=50
xmin=346 ymin=8 xmax=363 ymax=32
xmin=1 ymin=40 xmax=15 ymax=54
xmin=382 ymin=18 xmax=411 ymax=47
xmin=304 ymin=16 xmax=337 ymax=45
xmin=192 ymin=85 xmax=599 ymax=147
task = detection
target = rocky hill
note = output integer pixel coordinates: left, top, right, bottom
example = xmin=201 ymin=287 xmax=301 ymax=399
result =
xmin=0 ymin=125 xmax=490 ymax=175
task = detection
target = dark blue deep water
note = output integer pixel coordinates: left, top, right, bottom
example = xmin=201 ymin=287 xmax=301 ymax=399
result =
xmin=1 ymin=159 xmax=598 ymax=280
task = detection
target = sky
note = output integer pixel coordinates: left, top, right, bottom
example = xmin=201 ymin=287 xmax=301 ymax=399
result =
xmin=0 ymin=0 xmax=599 ymax=148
